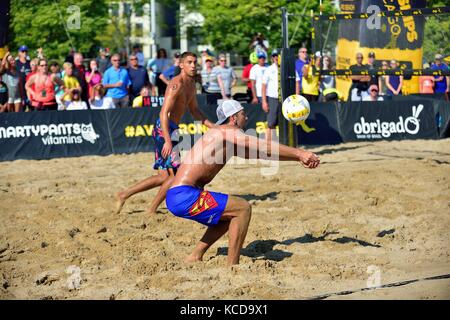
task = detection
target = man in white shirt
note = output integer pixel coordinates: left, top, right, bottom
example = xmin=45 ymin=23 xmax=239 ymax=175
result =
xmin=250 ymin=52 xmax=268 ymax=104
xmin=261 ymin=50 xmax=280 ymax=142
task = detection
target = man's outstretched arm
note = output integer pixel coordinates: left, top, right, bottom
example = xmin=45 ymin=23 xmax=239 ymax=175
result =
xmin=228 ymin=130 xmax=320 ymax=168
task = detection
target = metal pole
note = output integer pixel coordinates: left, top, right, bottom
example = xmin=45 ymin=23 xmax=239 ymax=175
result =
xmin=150 ymin=0 xmax=157 ymax=58
xmin=281 ymin=7 xmax=289 ymax=49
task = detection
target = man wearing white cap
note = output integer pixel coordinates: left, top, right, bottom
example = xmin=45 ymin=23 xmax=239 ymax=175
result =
xmin=431 ymin=54 xmax=449 ymax=94
xmin=166 ymin=99 xmax=320 ymax=265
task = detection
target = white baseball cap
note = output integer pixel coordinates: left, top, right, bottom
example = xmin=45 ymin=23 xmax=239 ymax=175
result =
xmin=216 ymin=100 xmax=244 ymax=125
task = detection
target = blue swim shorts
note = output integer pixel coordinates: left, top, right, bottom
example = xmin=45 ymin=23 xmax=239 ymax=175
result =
xmin=152 ymin=118 xmax=181 ymax=171
xmin=166 ymin=185 xmax=229 ymax=227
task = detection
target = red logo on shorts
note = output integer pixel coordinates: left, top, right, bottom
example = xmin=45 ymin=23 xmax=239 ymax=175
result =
xmin=189 ymin=191 xmax=218 ymax=216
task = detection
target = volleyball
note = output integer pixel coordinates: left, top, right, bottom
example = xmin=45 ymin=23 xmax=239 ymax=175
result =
xmin=282 ymin=94 xmax=311 ymax=123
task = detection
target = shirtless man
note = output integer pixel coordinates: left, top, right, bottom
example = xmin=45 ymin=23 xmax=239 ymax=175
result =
xmin=116 ymin=52 xmax=215 ymax=214
xmin=166 ymin=100 xmax=320 ymax=265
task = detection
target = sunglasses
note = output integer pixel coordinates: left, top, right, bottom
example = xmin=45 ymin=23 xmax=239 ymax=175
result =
xmin=300 ymin=51 xmax=307 ymax=53
xmin=112 ymin=59 xmax=119 ymax=62
xmin=130 ymin=58 xmax=137 ymax=60
xmin=40 ymin=64 xmax=48 ymax=67
xmin=371 ymin=89 xmax=378 ymax=93
xmin=219 ymin=59 xmax=226 ymax=62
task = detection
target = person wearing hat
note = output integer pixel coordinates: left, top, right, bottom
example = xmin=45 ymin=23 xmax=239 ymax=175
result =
xmin=15 ymin=45 xmax=31 ymax=109
xmin=165 ymin=99 xmax=320 ymax=265
xmin=200 ymin=55 xmax=215 ymax=94
xmin=367 ymin=52 xmax=381 ymax=90
xmin=431 ymin=53 xmax=449 ymax=94
xmin=249 ymin=51 xmax=268 ymax=104
xmin=241 ymin=52 xmax=258 ymax=103
xmin=261 ymin=49 xmax=280 ymax=142
xmin=363 ymin=84 xmax=384 ymax=102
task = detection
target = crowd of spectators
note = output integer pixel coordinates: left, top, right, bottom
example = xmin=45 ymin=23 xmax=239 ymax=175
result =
xmin=0 ymin=45 xmax=179 ymax=112
xmin=1 ymin=38 xmax=449 ymax=114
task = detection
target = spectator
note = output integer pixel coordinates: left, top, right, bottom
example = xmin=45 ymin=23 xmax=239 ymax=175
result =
xmin=49 ymin=61 xmax=62 ymax=78
xmin=25 ymin=58 xmax=39 ymax=111
xmin=301 ymin=55 xmax=321 ymax=102
xmin=261 ymin=49 xmax=280 ymax=143
xmin=85 ymin=59 xmax=102 ymax=99
xmin=89 ymin=84 xmax=115 ymax=110
xmin=61 ymin=62 xmax=81 ymax=107
xmin=363 ymin=84 xmax=384 ymax=101
xmin=349 ymin=52 xmax=370 ymax=101
xmin=295 ymin=47 xmax=309 ymax=95
xmin=66 ymin=89 xmax=88 ymax=110
xmin=249 ymin=33 xmax=269 ymax=57
xmin=49 ymin=62 xmax=64 ymax=110
xmin=97 ymin=48 xmax=111 ymax=74
xmin=379 ymin=60 xmax=389 ymax=95
xmin=25 ymin=58 xmax=63 ymax=111
xmin=419 ymin=63 xmax=435 ymax=94
xmin=249 ymin=52 xmax=268 ymax=104
xmin=367 ymin=52 xmax=381 ymax=90
xmin=73 ymin=53 xmax=89 ymax=103
xmin=319 ymin=55 xmax=335 ymax=101
xmin=385 ymin=59 xmax=403 ymax=96
xmin=199 ymin=48 xmax=213 ymax=70
xmin=241 ymin=52 xmax=258 ymax=103
xmin=200 ymin=56 xmax=214 ymax=93
xmin=159 ymin=52 xmax=181 ymax=86
xmin=146 ymin=48 xmax=171 ymax=96
xmin=213 ymin=53 xmax=237 ymax=100
xmin=430 ymin=54 xmax=449 ymax=95
xmin=128 ymin=54 xmax=151 ymax=103
xmin=65 ymin=47 xmax=75 ymax=65
xmin=132 ymin=86 xmax=153 ymax=108
xmin=0 ymin=80 xmax=8 ymax=112
xmin=132 ymin=44 xmax=145 ymax=67
xmin=15 ymin=45 xmax=31 ymax=107
xmin=102 ymin=53 xmax=131 ymax=108
xmin=1 ymin=51 xmax=23 ymax=112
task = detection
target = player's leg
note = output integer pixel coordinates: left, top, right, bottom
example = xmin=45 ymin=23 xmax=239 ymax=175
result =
xmin=115 ymin=170 xmax=168 ymax=213
xmin=147 ymin=168 xmax=176 ymax=215
xmin=186 ymin=195 xmax=251 ymax=265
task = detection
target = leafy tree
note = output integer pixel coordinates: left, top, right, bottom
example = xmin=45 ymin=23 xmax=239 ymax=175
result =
xmin=190 ymin=0 xmax=334 ymax=55
xmin=10 ymin=0 xmax=108 ymax=60
xmin=422 ymin=0 xmax=450 ymax=62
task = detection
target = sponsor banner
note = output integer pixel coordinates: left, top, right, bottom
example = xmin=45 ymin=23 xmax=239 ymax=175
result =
xmin=297 ymin=102 xmax=343 ymax=145
xmin=0 ymin=110 xmax=111 ymax=161
xmin=338 ymin=100 xmax=438 ymax=141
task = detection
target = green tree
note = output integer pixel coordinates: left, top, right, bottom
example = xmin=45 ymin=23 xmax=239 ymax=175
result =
xmin=10 ymin=0 xmax=108 ymax=60
xmin=191 ymin=0 xmax=334 ymax=55
xmin=423 ymin=0 xmax=450 ymax=62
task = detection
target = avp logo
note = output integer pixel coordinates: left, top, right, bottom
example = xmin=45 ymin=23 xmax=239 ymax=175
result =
xmin=81 ymin=123 xmax=99 ymax=144
xmin=354 ymin=104 xmax=424 ymax=139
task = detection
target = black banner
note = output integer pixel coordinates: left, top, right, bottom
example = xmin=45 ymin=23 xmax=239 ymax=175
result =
xmin=337 ymin=100 xmax=438 ymax=141
xmin=297 ymin=102 xmax=343 ymax=145
xmin=0 ymin=99 xmax=446 ymax=161
xmin=0 ymin=110 xmax=112 ymax=161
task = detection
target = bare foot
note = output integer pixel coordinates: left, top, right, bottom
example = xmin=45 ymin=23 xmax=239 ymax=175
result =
xmin=115 ymin=192 xmax=127 ymax=214
xmin=146 ymin=207 xmax=157 ymax=216
xmin=184 ymin=254 xmax=202 ymax=264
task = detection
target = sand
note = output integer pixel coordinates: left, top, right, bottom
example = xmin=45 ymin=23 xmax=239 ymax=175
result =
xmin=0 ymin=138 xmax=449 ymax=300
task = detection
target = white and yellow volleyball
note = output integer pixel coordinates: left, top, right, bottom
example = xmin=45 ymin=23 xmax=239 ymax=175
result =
xmin=282 ymin=94 xmax=311 ymax=123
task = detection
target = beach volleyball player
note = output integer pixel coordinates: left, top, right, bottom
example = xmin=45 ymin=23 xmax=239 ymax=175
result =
xmin=166 ymin=100 xmax=320 ymax=265
xmin=116 ymin=52 xmax=215 ymax=214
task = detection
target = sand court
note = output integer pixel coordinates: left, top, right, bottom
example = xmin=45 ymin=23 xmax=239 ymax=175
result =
xmin=0 ymin=138 xmax=449 ymax=299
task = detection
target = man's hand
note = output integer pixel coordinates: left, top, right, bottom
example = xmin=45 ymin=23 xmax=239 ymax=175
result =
xmin=116 ymin=81 xmax=123 ymax=88
xmin=262 ymin=100 xmax=269 ymax=113
xmin=298 ymin=150 xmax=320 ymax=169
xmin=161 ymin=140 xmax=173 ymax=159
xmin=251 ymin=97 xmax=258 ymax=105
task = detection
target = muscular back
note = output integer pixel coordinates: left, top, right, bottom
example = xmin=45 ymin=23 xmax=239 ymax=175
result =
xmin=172 ymin=127 xmax=235 ymax=189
